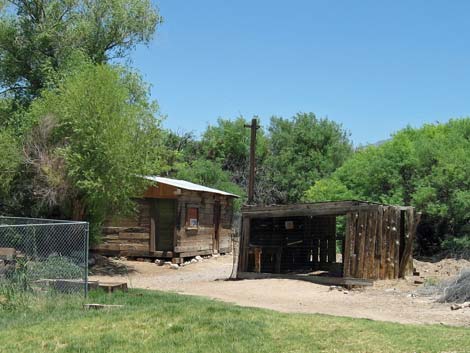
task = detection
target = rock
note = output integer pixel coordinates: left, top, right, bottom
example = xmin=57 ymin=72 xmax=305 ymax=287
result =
xmin=119 ymin=257 xmax=127 ymax=261
xmin=195 ymin=256 xmax=203 ymax=262
xmin=450 ymin=302 xmax=470 ymax=311
xmin=87 ymin=256 xmax=96 ymax=266
xmin=329 ymin=285 xmax=343 ymax=291
xmin=213 ymin=254 xmax=220 ymax=258
xmin=190 ymin=259 xmax=198 ymax=264
xmin=163 ymin=261 xmax=172 ymax=266
xmin=154 ymin=259 xmax=164 ymax=266
xmin=183 ymin=261 xmax=191 ymax=266
xmin=343 ymin=290 xmax=349 ymax=294
xmin=170 ymin=264 xmax=179 ymax=270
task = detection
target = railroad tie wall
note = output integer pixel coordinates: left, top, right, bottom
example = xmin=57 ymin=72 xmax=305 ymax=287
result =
xmin=343 ymin=205 xmax=419 ymax=280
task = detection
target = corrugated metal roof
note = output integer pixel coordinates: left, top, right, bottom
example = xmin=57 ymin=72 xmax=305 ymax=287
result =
xmin=143 ymin=176 xmax=239 ymax=198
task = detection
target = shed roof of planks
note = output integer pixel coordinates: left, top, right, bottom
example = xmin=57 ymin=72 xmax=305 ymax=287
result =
xmin=143 ymin=176 xmax=240 ymax=198
xmin=241 ymin=200 xmax=413 ymax=217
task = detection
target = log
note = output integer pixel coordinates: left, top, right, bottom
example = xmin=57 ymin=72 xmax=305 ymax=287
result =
xmin=375 ymin=206 xmax=384 ymax=279
xmin=450 ymin=302 xmax=470 ymax=311
xmin=342 ymin=212 xmax=353 ymax=277
xmin=237 ymin=271 xmax=373 ymax=287
xmin=0 ymin=248 xmax=15 ymax=260
xmin=98 ymin=282 xmax=128 ymax=293
xmin=84 ymin=304 xmax=124 ymax=310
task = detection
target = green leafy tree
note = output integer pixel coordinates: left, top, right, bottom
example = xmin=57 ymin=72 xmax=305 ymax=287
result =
xmin=305 ymin=118 xmax=470 ymax=254
xmin=174 ymin=158 xmax=244 ymax=210
xmin=267 ymin=113 xmax=353 ymax=203
xmin=21 ymin=63 xmax=165 ymax=238
xmin=199 ymin=116 xmax=286 ymax=205
xmin=0 ymin=129 xmax=21 ymax=197
xmin=0 ymin=0 xmax=161 ymax=102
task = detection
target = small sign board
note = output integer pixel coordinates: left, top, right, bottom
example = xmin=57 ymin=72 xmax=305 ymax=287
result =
xmin=285 ymin=221 xmax=294 ymax=230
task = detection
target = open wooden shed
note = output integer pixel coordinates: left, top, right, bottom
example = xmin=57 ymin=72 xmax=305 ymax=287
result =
xmin=237 ymin=201 xmax=420 ymax=282
xmin=93 ymin=177 xmax=239 ymax=262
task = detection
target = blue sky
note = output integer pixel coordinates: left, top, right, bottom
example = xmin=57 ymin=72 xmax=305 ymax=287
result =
xmin=132 ymin=0 xmax=470 ymax=145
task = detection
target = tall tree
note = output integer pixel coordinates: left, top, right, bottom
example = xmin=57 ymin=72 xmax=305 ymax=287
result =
xmin=305 ymin=118 xmax=470 ymax=254
xmin=18 ymin=63 xmax=165 ymax=238
xmin=267 ymin=113 xmax=353 ymax=203
xmin=0 ymin=0 xmax=161 ymax=103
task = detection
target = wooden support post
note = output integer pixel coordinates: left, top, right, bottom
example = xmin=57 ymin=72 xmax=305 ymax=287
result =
xmin=275 ymin=248 xmax=282 ymax=273
xmin=254 ymin=247 xmax=262 ymax=273
xmin=312 ymin=238 xmax=319 ymax=270
xmin=327 ymin=216 xmax=337 ymax=263
xmin=399 ymin=208 xmax=421 ymax=278
xmin=244 ymin=118 xmax=260 ymax=204
xmin=238 ymin=216 xmax=251 ymax=274
xmin=342 ymin=213 xmax=352 ymax=277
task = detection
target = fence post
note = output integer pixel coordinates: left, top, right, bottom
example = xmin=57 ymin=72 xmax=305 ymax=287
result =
xmin=84 ymin=222 xmax=89 ymax=298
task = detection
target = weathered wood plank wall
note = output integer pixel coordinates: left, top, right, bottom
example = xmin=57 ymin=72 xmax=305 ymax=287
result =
xmin=343 ymin=205 xmax=416 ymax=280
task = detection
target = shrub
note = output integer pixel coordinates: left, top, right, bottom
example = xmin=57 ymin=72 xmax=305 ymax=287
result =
xmin=441 ymin=236 xmax=470 ymax=258
xmin=29 ymin=255 xmax=83 ymax=280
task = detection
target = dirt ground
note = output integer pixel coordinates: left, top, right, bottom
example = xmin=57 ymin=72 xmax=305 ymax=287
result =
xmin=90 ymin=254 xmax=470 ymax=327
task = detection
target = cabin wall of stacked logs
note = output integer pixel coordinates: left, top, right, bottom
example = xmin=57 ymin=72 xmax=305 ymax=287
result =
xmin=343 ymin=205 xmax=419 ymax=280
xmin=95 ymin=200 xmax=152 ymax=256
xmin=95 ymin=194 xmax=235 ymax=257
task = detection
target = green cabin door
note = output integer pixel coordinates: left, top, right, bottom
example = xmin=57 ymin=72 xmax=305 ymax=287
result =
xmin=153 ymin=199 xmax=176 ymax=252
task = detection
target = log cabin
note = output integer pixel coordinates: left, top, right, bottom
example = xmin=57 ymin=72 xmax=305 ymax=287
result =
xmin=237 ymin=201 xmax=421 ymax=284
xmin=92 ymin=176 xmax=239 ymax=262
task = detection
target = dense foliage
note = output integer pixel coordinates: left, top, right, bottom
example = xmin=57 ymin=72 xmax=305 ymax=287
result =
xmin=0 ymin=0 xmax=161 ymax=104
xmin=267 ymin=113 xmax=353 ymax=203
xmin=164 ymin=114 xmax=352 ymax=207
xmin=0 ymin=0 xmax=164 ymax=240
xmin=23 ymin=63 xmax=164 ymax=225
xmin=0 ymin=129 xmax=21 ymax=197
xmin=305 ymin=119 xmax=470 ymax=254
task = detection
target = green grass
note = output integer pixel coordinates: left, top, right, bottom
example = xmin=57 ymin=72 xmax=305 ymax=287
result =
xmin=0 ymin=289 xmax=469 ymax=353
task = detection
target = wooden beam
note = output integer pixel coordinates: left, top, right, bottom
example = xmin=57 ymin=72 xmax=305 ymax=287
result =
xmin=238 ymin=216 xmax=251 ymax=273
xmin=151 ymin=251 xmax=174 ymax=258
xmin=342 ymin=212 xmax=353 ymax=277
xmin=237 ymin=271 xmax=373 ymax=287
xmin=177 ymin=249 xmax=213 ymax=258
xmin=241 ymin=201 xmax=379 ymax=218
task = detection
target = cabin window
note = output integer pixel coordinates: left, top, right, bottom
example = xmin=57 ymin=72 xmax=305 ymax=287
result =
xmin=186 ymin=207 xmax=199 ymax=227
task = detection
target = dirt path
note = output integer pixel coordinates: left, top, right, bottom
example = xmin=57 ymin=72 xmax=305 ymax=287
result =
xmin=90 ymin=255 xmax=470 ymax=327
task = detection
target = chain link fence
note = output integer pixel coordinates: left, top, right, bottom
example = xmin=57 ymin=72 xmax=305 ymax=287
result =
xmin=0 ymin=217 xmax=89 ymax=297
